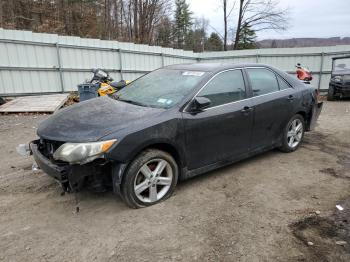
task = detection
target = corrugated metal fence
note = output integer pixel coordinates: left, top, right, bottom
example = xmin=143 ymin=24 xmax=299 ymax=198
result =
xmin=1 ymin=28 xmax=350 ymax=96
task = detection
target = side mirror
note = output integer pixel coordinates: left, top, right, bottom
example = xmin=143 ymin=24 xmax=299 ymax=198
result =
xmin=189 ymin=96 xmax=211 ymax=113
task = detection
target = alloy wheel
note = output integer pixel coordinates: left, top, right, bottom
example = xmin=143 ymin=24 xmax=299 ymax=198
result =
xmin=287 ymin=119 xmax=303 ymax=148
xmin=134 ymin=159 xmax=173 ymax=203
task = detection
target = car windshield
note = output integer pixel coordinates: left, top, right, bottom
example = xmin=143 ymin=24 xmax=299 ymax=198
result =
xmin=334 ymin=58 xmax=350 ymax=72
xmin=115 ymin=69 xmax=206 ymax=108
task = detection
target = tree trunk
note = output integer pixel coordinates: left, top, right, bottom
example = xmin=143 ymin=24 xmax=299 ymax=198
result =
xmin=223 ymin=0 xmax=227 ymax=51
xmin=0 ymin=0 xmax=3 ymax=28
xmin=133 ymin=0 xmax=138 ymax=43
xmin=234 ymin=0 xmax=244 ymax=50
xmin=128 ymin=0 xmax=132 ymax=41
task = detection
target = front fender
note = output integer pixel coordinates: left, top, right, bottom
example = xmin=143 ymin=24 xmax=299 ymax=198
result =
xmin=111 ymin=162 xmax=128 ymax=195
xmin=106 ymin=118 xmax=184 ymax=163
xmin=109 ymin=138 xmax=185 ymax=195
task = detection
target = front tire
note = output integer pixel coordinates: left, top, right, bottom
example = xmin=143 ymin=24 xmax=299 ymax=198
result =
xmin=279 ymin=114 xmax=305 ymax=153
xmin=121 ymin=149 xmax=178 ymax=208
xmin=327 ymin=86 xmax=335 ymax=101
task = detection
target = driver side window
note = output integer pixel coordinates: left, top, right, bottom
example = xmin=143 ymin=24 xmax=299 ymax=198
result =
xmin=197 ymin=70 xmax=246 ymax=108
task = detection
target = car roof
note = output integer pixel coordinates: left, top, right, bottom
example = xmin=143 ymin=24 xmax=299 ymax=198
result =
xmin=164 ymin=62 xmax=301 ymax=87
xmin=165 ymin=62 xmax=275 ymax=72
xmin=332 ymin=55 xmax=350 ymax=60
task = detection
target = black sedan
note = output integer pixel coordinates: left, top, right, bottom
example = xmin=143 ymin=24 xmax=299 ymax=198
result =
xmin=29 ymin=63 xmax=322 ymax=208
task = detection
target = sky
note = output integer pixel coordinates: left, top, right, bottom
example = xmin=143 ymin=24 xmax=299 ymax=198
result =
xmin=188 ymin=0 xmax=350 ymax=40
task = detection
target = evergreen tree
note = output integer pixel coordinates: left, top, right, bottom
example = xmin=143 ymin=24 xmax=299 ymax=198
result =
xmin=205 ymin=32 xmax=223 ymax=51
xmin=184 ymin=17 xmax=208 ymax=52
xmin=174 ymin=0 xmax=193 ymax=49
xmin=236 ymin=24 xmax=257 ymax=50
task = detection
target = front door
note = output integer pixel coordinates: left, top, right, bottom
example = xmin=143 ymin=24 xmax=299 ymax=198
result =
xmin=182 ymin=69 xmax=254 ymax=170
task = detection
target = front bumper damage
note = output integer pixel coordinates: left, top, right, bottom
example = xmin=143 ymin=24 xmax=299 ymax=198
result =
xmin=29 ymin=140 xmax=112 ymax=193
xmin=330 ymin=83 xmax=350 ymax=98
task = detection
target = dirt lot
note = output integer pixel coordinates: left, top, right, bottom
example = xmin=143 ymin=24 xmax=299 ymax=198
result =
xmin=0 ymin=101 xmax=350 ymax=262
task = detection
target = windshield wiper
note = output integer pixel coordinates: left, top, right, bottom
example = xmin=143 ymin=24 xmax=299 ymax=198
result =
xmin=118 ymin=98 xmax=147 ymax=107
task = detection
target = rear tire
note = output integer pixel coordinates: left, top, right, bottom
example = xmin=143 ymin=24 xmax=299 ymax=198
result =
xmin=279 ymin=114 xmax=305 ymax=153
xmin=121 ymin=149 xmax=178 ymax=208
xmin=327 ymin=86 xmax=335 ymax=101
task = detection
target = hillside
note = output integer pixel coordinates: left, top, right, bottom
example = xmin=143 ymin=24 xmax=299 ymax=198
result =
xmin=257 ymin=37 xmax=350 ymax=48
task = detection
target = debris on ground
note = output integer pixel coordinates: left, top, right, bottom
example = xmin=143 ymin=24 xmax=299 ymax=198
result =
xmin=32 ymin=163 xmax=40 ymax=171
xmin=16 ymin=144 xmax=31 ymax=156
xmin=290 ymin=196 xmax=350 ymax=261
xmin=63 ymin=92 xmax=80 ymax=107
xmin=336 ymin=205 xmax=344 ymax=211
xmin=336 ymin=241 xmax=347 ymax=246
xmin=0 ymin=94 xmax=68 ymax=113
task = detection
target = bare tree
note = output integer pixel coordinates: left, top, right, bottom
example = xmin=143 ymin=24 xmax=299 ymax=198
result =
xmin=223 ymin=0 xmax=227 ymax=50
xmin=0 ymin=0 xmax=2 ymax=28
xmin=222 ymin=0 xmax=235 ymax=51
xmin=0 ymin=0 xmax=178 ymax=49
xmin=233 ymin=0 xmax=288 ymax=50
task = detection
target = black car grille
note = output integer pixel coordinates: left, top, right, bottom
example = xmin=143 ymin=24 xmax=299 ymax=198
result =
xmin=38 ymin=139 xmax=65 ymax=160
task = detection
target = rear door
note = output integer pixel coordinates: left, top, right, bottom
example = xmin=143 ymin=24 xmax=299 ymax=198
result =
xmin=182 ymin=69 xmax=254 ymax=170
xmin=246 ymin=67 xmax=295 ymax=150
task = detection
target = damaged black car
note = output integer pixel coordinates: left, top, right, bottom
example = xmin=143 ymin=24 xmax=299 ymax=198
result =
xmin=27 ymin=63 xmax=322 ymax=208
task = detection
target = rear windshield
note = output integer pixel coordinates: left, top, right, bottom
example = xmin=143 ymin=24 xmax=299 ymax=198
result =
xmin=116 ymin=69 xmax=206 ymax=108
xmin=334 ymin=58 xmax=350 ymax=72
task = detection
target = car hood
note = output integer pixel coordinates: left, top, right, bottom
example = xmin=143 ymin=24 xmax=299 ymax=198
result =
xmin=37 ymin=96 xmax=164 ymax=142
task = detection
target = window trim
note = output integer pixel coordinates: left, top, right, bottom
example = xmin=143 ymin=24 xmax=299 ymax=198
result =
xmin=183 ymin=66 xmax=294 ymax=113
xmin=276 ymin=73 xmax=293 ymax=90
xmin=183 ymin=68 xmax=248 ymax=112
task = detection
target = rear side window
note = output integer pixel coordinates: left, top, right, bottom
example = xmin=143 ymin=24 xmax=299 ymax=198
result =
xmin=197 ymin=70 xmax=246 ymax=108
xmin=247 ymin=68 xmax=279 ymax=96
xmin=277 ymin=75 xmax=291 ymax=90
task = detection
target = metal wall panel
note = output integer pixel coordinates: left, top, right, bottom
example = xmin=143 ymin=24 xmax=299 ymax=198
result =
xmin=1 ymin=28 xmax=350 ymax=95
xmin=0 ymin=70 xmax=60 ymax=94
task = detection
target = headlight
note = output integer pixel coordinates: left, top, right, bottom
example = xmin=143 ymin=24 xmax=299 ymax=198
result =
xmin=53 ymin=139 xmax=116 ymax=164
xmin=332 ymin=76 xmax=343 ymax=83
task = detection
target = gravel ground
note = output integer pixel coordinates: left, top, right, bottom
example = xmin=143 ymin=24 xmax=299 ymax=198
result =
xmin=0 ymin=101 xmax=350 ymax=262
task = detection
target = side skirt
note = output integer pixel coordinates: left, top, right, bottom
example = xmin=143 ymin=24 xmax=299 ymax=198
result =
xmin=181 ymin=144 xmax=278 ymax=181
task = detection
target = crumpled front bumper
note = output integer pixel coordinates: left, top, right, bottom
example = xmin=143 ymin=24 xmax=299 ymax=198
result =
xmin=30 ymin=141 xmax=70 ymax=183
xmin=29 ymin=140 xmax=112 ymax=193
xmin=330 ymin=83 xmax=350 ymax=97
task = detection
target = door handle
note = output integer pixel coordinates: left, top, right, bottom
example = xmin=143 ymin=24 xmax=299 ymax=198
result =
xmin=241 ymin=106 xmax=253 ymax=113
xmin=287 ymin=95 xmax=294 ymax=101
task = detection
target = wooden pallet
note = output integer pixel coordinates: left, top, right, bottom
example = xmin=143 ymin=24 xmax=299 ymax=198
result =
xmin=0 ymin=94 xmax=69 ymax=113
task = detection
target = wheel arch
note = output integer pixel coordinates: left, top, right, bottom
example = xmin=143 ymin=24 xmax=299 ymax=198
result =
xmin=295 ymin=110 xmax=307 ymax=120
xmin=111 ymin=140 xmax=185 ymax=194
xmin=145 ymin=142 xmax=183 ymax=168
xmin=295 ymin=110 xmax=311 ymax=130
